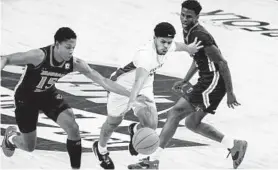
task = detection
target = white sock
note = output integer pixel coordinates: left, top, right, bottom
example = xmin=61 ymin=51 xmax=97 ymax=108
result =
xmin=8 ymin=134 xmax=17 ymax=145
xmin=150 ymin=147 xmax=164 ymax=161
xmin=133 ymin=123 xmax=139 ymax=133
xmin=221 ymin=136 xmax=234 ymax=149
xmin=98 ymin=142 xmax=108 ymax=155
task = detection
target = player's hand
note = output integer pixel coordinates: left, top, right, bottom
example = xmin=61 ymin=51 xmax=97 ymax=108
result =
xmin=187 ymin=37 xmax=203 ymax=55
xmin=126 ymin=99 xmax=145 ymax=112
xmin=227 ymin=92 xmax=241 ymax=109
xmin=172 ymin=80 xmax=187 ymax=93
xmin=136 ymin=95 xmax=153 ymax=103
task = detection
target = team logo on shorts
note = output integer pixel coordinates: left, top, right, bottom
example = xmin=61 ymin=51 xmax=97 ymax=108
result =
xmin=186 ymin=87 xmax=193 ymax=94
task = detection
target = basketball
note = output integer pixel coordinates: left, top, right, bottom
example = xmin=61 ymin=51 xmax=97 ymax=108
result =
xmin=132 ymin=127 xmax=160 ymax=155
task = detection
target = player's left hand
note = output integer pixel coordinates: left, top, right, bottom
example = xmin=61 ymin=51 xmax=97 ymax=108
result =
xmin=126 ymin=99 xmax=145 ymax=112
xmin=187 ymin=37 xmax=203 ymax=55
xmin=227 ymin=92 xmax=241 ymax=109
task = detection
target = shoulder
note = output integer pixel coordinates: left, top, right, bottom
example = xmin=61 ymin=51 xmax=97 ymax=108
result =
xmin=26 ymin=49 xmax=45 ymax=66
xmin=190 ymin=27 xmax=215 ymax=46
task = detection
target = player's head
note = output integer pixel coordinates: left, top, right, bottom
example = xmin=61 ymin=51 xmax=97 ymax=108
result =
xmin=54 ymin=27 xmax=77 ymax=61
xmin=153 ymin=22 xmax=176 ymax=55
xmin=180 ymin=0 xmax=202 ymax=30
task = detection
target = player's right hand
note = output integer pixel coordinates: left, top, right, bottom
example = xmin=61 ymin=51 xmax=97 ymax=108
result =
xmin=227 ymin=92 xmax=241 ymax=109
xmin=172 ymin=80 xmax=187 ymax=93
xmin=187 ymin=37 xmax=203 ymax=55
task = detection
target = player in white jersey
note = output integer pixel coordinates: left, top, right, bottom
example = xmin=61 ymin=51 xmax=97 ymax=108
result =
xmin=92 ymin=22 xmax=203 ymax=169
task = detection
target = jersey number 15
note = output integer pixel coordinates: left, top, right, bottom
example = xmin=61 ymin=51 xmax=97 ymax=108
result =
xmin=36 ymin=76 xmax=58 ymax=90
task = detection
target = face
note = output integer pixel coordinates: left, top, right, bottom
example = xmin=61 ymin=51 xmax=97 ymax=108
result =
xmin=180 ymin=7 xmax=199 ymax=31
xmin=154 ymin=37 xmax=174 ymax=55
xmin=55 ymin=38 xmax=76 ymax=61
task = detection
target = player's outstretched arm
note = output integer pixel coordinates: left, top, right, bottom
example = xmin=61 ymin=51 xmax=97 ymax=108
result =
xmin=73 ymin=57 xmax=130 ymax=97
xmin=1 ymin=49 xmax=45 ymax=70
xmin=127 ymin=67 xmax=149 ymax=110
xmin=205 ymin=45 xmax=240 ymax=108
xmin=129 ymin=67 xmax=149 ymax=102
xmin=175 ymin=37 xmax=203 ymax=55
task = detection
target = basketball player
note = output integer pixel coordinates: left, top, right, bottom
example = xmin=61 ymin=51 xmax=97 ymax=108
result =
xmin=128 ymin=1 xmax=248 ymax=169
xmin=0 ymin=27 xmax=131 ymax=169
xmin=92 ymin=22 xmax=203 ymax=169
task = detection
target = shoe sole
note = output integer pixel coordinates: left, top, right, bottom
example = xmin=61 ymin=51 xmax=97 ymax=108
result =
xmin=234 ymin=141 xmax=248 ymax=169
xmin=1 ymin=126 xmax=16 ymax=157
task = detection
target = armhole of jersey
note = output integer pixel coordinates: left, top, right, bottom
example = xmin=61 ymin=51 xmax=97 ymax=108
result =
xmin=70 ymin=57 xmax=74 ymax=72
xmin=31 ymin=48 xmax=47 ymax=70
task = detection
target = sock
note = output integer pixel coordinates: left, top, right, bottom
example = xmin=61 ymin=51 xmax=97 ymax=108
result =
xmin=133 ymin=123 xmax=139 ymax=133
xmin=98 ymin=142 xmax=108 ymax=155
xmin=150 ymin=147 xmax=164 ymax=161
xmin=221 ymin=136 xmax=234 ymax=149
xmin=8 ymin=134 xmax=17 ymax=145
xmin=67 ymin=139 xmax=82 ymax=169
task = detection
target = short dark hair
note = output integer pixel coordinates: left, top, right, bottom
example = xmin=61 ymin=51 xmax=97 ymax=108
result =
xmin=54 ymin=27 xmax=77 ymax=43
xmin=181 ymin=0 xmax=202 ymax=15
xmin=154 ymin=22 xmax=176 ymax=38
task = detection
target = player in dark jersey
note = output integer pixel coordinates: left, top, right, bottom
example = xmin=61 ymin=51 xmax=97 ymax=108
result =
xmin=128 ymin=1 xmax=248 ymax=169
xmin=1 ymin=27 xmax=130 ymax=169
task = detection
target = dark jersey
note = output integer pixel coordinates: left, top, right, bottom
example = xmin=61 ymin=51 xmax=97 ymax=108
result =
xmin=15 ymin=45 xmax=73 ymax=94
xmin=183 ymin=23 xmax=219 ymax=76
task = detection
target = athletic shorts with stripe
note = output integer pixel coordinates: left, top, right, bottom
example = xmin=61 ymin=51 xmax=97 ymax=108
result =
xmin=183 ymin=71 xmax=226 ymax=114
xmin=14 ymin=88 xmax=70 ymax=133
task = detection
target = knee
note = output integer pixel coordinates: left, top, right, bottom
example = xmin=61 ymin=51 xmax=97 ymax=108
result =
xmin=106 ymin=117 xmax=123 ymax=130
xmin=167 ymin=107 xmax=185 ymax=122
xmin=144 ymin=119 xmax=157 ymax=130
xmin=184 ymin=116 xmax=199 ymax=131
xmin=136 ymin=106 xmax=158 ymax=130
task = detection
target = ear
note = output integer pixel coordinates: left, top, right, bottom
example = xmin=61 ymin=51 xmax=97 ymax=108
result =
xmin=54 ymin=41 xmax=58 ymax=46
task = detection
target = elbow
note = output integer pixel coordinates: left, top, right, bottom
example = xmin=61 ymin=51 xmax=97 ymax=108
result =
xmin=217 ymin=60 xmax=228 ymax=69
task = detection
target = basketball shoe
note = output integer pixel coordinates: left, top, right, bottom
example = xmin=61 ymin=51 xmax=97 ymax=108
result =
xmin=226 ymin=140 xmax=248 ymax=169
xmin=92 ymin=141 xmax=114 ymax=169
xmin=128 ymin=156 xmax=159 ymax=169
xmin=1 ymin=126 xmax=17 ymax=157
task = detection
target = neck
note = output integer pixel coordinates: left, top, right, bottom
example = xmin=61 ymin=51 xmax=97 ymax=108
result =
xmin=184 ymin=22 xmax=198 ymax=33
xmin=53 ymin=46 xmax=63 ymax=62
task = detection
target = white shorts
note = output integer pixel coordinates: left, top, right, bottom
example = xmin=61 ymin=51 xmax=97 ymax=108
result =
xmin=107 ymin=87 xmax=156 ymax=117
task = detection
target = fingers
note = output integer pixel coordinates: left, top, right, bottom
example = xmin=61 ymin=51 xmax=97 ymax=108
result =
xmin=195 ymin=40 xmax=202 ymax=46
xmin=227 ymin=101 xmax=241 ymax=109
xmin=193 ymin=37 xmax=198 ymax=44
xmin=196 ymin=44 xmax=204 ymax=50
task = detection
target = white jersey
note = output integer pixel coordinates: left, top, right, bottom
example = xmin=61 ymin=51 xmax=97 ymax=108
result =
xmin=110 ymin=39 xmax=176 ymax=94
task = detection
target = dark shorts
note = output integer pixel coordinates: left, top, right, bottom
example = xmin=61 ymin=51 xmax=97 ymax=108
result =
xmin=183 ymin=72 xmax=226 ymax=114
xmin=14 ymin=89 xmax=70 ymax=133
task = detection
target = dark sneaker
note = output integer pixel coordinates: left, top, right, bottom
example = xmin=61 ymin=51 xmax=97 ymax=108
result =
xmin=128 ymin=157 xmax=159 ymax=169
xmin=1 ymin=126 xmax=17 ymax=157
xmin=92 ymin=141 xmax=115 ymax=169
xmin=226 ymin=140 xmax=248 ymax=169
xmin=128 ymin=123 xmax=138 ymax=156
